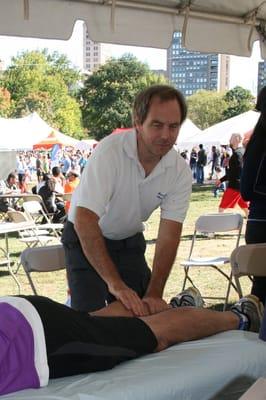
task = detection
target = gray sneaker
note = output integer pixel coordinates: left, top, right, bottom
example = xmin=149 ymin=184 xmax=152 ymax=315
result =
xmin=170 ymin=287 xmax=204 ymax=308
xmin=231 ymin=295 xmax=264 ymax=332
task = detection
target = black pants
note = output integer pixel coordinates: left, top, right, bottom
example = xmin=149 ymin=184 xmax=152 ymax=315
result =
xmin=62 ymin=221 xmax=151 ymax=312
xmin=19 ymin=295 xmax=157 ymax=378
xmin=245 ymin=220 xmax=266 ymax=304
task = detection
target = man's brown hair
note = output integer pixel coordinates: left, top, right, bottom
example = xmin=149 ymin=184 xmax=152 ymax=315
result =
xmin=132 ymin=85 xmax=187 ymax=126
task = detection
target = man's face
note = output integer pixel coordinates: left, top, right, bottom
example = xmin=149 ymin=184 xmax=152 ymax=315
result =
xmin=136 ymin=97 xmax=182 ymax=158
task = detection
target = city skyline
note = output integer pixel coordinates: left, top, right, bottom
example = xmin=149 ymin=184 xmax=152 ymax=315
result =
xmin=0 ymin=20 xmax=262 ymax=95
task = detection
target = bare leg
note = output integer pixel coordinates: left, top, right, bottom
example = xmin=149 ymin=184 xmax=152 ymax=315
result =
xmin=91 ymin=298 xmax=169 ymax=317
xmin=219 ymin=207 xmax=225 ymax=213
xmin=141 ymin=307 xmax=239 ymax=351
xmin=92 ymin=300 xmax=239 ymax=353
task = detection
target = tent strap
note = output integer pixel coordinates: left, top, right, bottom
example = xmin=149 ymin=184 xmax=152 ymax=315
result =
xmin=23 ymin=0 xmax=29 ymax=20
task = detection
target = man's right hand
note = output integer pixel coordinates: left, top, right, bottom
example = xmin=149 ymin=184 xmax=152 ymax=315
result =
xmin=109 ymin=282 xmax=148 ymax=316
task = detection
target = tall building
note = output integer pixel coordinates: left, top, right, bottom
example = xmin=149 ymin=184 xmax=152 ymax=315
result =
xmin=258 ymin=61 xmax=266 ymax=94
xmin=83 ymin=24 xmax=112 ymax=72
xmin=167 ymin=32 xmax=230 ymax=96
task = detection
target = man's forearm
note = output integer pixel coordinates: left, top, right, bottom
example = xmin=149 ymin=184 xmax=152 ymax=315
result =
xmin=74 ymin=207 xmax=123 ymax=292
xmin=146 ymin=239 xmax=179 ymax=298
xmin=145 ymin=219 xmax=182 ymax=298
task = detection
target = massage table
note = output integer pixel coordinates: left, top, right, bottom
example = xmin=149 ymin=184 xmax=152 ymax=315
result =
xmin=2 ymin=331 xmax=266 ymax=400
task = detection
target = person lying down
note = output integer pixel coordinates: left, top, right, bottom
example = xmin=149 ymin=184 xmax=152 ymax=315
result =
xmin=0 ymin=288 xmax=264 ymax=396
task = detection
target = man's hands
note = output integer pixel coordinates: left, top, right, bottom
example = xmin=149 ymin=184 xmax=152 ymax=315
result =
xmin=143 ymin=296 xmax=169 ymax=314
xmin=109 ymin=282 xmax=168 ymax=316
xmin=109 ymin=281 xmax=148 ymax=316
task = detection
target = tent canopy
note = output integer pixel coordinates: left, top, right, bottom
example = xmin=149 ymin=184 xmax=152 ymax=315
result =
xmin=0 ymin=112 xmax=78 ymax=150
xmin=33 ymin=130 xmax=79 ymax=149
xmin=75 ymin=139 xmax=98 ymax=152
xmin=1 ymin=1 xmax=266 ymax=57
xmin=0 ymin=112 xmax=62 ymax=150
xmin=185 ymin=110 xmax=260 ymax=147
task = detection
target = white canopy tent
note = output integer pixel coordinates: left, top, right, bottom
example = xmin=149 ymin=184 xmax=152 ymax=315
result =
xmin=185 ymin=110 xmax=260 ymax=147
xmin=0 ymin=112 xmax=73 ymax=150
xmin=75 ymin=139 xmax=99 ymax=152
xmin=175 ymin=118 xmax=202 ymax=150
xmin=0 ymin=1 xmax=266 ymax=58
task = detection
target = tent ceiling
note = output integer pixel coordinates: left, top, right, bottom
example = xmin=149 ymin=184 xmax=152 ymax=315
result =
xmin=1 ymin=1 xmax=266 ymax=57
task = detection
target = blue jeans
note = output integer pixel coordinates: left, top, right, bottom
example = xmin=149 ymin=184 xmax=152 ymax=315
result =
xmin=196 ymin=165 xmax=204 ymax=184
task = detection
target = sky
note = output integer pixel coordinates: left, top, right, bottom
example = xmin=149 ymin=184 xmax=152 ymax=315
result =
xmin=0 ymin=20 xmax=262 ymax=95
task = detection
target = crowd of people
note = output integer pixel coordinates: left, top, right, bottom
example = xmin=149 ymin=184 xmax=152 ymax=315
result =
xmin=1 ymin=84 xmax=266 ymax=396
xmin=0 ymin=148 xmax=90 ymax=220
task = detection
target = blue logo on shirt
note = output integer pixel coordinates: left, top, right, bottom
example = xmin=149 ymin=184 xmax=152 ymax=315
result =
xmin=157 ymin=192 xmax=167 ymax=200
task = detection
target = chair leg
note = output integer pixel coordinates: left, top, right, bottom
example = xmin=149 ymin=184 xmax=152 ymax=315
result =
xmin=223 ymin=272 xmax=232 ymax=311
xmin=182 ymin=267 xmax=195 ymax=290
xmin=234 ymin=276 xmax=243 ymax=299
xmin=25 ymin=271 xmax=38 ymax=295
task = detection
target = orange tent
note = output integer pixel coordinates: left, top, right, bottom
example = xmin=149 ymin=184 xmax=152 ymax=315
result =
xmin=33 ymin=131 xmax=78 ymax=150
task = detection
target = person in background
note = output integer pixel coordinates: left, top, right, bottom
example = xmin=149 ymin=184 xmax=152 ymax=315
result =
xmin=209 ymin=145 xmax=220 ymax=180
xmin=18 ymin=174 xmax=28 ymax=193
xmin=216 ymin=133 xmax=249 ymax=217
xmin=51 ymin=166 xmax=65 ymax=195
xmin=16 ymin=154 xmax=27 ymax=184
xmin=196 ymin=144 xmax=207 ymax=184
xmin=42 ymin=153 xmax=50 ymax=175
xmin=64 ymin=170 xmax=80 ymax=212
xmin=241 ymin=86 xmax=266 ymax=305
xmin=189 ymin=147 xmax=197 ymax=180
xmin=62 ymin=85 xmax=192 ymax=313
xmin=38 ymin=174 xmax=66 ymax=224
xmin=212 ymin=166 xmax=225 ymax=198
xmin=36 ymin=153 xmax=43 ymax=183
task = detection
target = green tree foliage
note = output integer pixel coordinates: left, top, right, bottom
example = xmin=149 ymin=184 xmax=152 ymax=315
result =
xmin=187 ymin=90 xmax=227 ymax=129
xmin=0 ymin=87 xmax=12 ymax=117
xmin=81 ymin=54 xmax=167 ymax=139
xmin=2 ymin=50 xmax=83 ymax=137
xmin=222 ymin=86 xmax=254 ymax=119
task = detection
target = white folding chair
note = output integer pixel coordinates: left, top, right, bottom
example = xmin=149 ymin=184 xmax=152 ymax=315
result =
xmin=7 ymin=210 xmax=53 ymax=246
xmin=231 ymin=243 xmax=266 ymax=298
xmin=181 ymin=213 xmax=243 ymax=310
xmin=20 ymin=244 xmax=66 ymax=295
xmin=22 ymin=200 xmax=63 ymax=238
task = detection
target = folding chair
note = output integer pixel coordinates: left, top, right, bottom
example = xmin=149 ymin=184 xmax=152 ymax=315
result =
xmin=22 ymin=200 xmax=64 ymax=238
xmin=7 ymin=210 xmax=53 ymax=246
xmin=180 ymin=213 xmax=243 ymax=310
xmin=20 ymin=244 xmax=66 ymax=295
xmin=231 ymin=243 xmax=266 ymax=298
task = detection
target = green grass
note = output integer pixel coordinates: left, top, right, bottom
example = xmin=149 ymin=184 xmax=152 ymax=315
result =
xmin=0 ymin=183 xmax=252 ymax=306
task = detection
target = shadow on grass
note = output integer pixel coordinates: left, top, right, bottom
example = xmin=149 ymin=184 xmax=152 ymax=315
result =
xmin=0 ymin=270 xmax=11 ymax=277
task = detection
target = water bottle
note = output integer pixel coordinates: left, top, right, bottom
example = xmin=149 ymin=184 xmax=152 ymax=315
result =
xmin=259 ymin=301 xmax=266 ymax=341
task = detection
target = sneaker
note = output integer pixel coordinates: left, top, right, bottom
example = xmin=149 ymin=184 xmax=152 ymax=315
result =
xmin=231 ymin=295 xmax=264 ymax=332
xmin=170 ymin=287 xmax=204 ymax=308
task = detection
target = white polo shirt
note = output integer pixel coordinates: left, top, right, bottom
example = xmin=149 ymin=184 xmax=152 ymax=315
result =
xmin=68 ymin=130 xmax=192 ymax=240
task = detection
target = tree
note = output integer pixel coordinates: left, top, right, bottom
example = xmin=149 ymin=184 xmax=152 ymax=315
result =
xmin=0 ymin=87 xmax=12 ymax=117
xmin=187 ymin=90 xmax=227 ymax=129
xmin=222 ymin=86 xmax=254 ymax=119
xmin=81 ymin=54 xmax=167 ymax=139
xmin=2 ymin=50 xmax=83 ymax=137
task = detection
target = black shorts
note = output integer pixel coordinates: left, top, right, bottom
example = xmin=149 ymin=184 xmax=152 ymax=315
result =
xmin=19 ymin=296 xmax=158 ymax=378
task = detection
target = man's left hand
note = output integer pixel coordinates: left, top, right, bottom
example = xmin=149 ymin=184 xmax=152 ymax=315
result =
xmin=142 ymin=297 xmax=169 ymax=315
